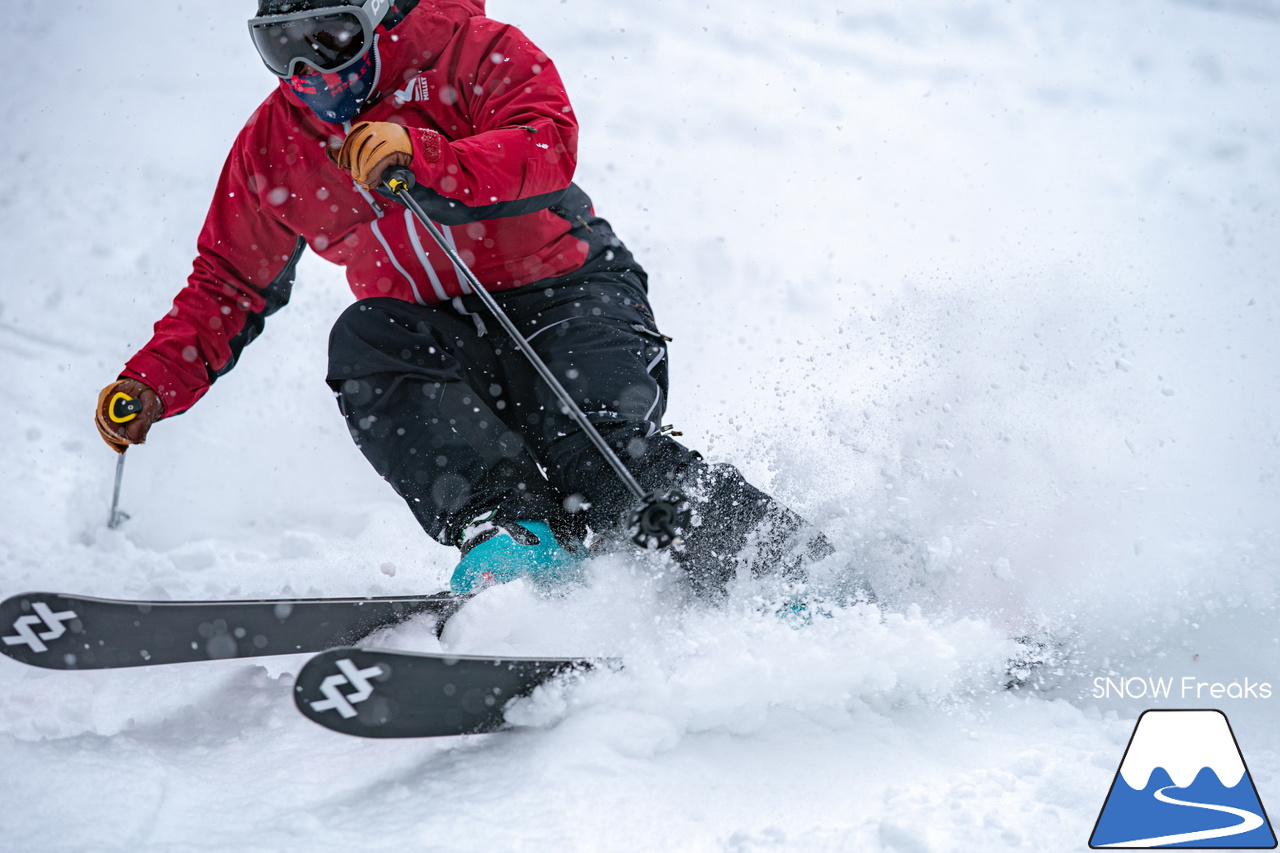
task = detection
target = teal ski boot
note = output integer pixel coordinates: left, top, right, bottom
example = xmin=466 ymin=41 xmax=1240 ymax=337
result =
xmin=450 ymin=510 xmax=586 ymax=594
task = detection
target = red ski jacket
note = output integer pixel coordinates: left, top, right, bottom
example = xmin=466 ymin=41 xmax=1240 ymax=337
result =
xmin=123 ymin=0 xmax=590 ymax=417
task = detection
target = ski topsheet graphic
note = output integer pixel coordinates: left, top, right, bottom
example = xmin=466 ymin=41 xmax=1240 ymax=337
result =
xmin=294 ymin=647 xmax=593 ymax=738
xmin=1090 ymin=709 xmax=1276 ymax=849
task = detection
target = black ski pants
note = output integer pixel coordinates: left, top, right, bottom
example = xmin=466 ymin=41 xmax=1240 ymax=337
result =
xmin=326 ymin=265 xmax=696 ymax=545
xmin=327 ymin=263 xmax=828 ymax=595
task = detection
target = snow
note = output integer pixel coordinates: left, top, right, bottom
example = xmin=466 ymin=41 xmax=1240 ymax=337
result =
xmin=2 ymin=1 xmax=1278 ymax=850
xmin=1118 ymin=711 xmax=1245 ymax=790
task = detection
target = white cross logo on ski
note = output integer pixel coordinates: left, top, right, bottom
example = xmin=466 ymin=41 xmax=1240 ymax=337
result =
xmin=3 ymin=603 xmax=78 ymax=653
xmin=309 ymin=658 xmax=385 ymax=719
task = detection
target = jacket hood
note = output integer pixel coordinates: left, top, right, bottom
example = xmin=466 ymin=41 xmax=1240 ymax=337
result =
xmin=276 ymin=0 xmax=486 ymax=121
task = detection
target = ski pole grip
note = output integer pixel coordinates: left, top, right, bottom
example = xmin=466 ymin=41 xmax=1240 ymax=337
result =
xmin=629 ymin=490 xmax=691 ymax=550
xmin=385 ymin=168 xmax=417 ymax=193
xmin=109 ymin=392 xmax=142 ymax=424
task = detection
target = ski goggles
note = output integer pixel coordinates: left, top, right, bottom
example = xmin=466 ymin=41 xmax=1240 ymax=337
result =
xmin=248 ymin=0 xmax=389 ymax=78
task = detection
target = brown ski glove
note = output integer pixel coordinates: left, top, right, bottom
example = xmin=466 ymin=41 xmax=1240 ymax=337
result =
xmin=330 ymin=121 xmax=413 ymax=190
xmin=95 ymin=378 xmax=164 ymax=453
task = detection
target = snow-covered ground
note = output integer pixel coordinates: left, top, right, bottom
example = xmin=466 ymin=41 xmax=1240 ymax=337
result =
xmin=2 ymin=0 xmax=1278 ymax=850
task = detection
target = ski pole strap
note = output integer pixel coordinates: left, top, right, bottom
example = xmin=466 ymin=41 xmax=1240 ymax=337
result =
xmin=382 ymin=169 xmax=652 ymax=511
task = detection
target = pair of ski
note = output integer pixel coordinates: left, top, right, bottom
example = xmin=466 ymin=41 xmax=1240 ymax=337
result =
xmin=0 ymin=591 xmax=590 ymax=738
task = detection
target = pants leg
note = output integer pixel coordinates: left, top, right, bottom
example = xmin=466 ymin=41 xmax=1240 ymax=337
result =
xmin=328 ymin=280 xmax=828 ymax=595
xmin=466 ymin=272 xmax=697 ymax=530
xmin=326 ymin=297 xmax=559 ymax=544
xmin=463 ymin=274 xmax=831 ymax=595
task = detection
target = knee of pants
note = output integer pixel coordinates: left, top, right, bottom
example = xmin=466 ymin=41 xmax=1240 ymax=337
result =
xmin=329 ymin=298 xmax=401 ymax=351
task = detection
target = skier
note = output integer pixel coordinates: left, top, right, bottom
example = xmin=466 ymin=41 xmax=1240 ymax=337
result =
xmin=94 ymin=0 xmax=830 ymax=597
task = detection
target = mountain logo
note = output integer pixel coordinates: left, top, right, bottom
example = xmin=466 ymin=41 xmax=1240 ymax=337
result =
xmin=1090 ymin=709 xmax=1276 ymax=848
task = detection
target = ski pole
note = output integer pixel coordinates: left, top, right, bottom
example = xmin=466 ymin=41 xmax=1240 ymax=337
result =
xmin=106 ymin=392 xmax=142 ymax=529
xmin=383 ymin=169 xmax=689 ymax=549
xmin=109 ymin=452 xmax=129 ymax=529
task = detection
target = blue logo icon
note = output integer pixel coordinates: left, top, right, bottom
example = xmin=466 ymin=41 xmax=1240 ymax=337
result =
xmin=1090 ymin=709 xmax=1276 ymax=848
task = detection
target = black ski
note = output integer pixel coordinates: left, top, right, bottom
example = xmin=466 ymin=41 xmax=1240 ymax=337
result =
xmin=0 ymin=591 xmax=466 ymax=670
xmin=294 ymin=647 xmax=596 ymax=738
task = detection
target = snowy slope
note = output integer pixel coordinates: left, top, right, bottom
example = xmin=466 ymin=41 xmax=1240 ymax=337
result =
xmin=2 ymin=1 xmax=1278 ymax=851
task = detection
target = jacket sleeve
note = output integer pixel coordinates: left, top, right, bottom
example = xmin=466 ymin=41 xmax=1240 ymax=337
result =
xmin=122 ymin=135 xmax=305 ymax=417
xmin=390 ymin=23 xmax=579 ymax=224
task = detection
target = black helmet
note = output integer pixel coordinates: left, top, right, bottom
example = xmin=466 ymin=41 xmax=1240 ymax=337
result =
xmin=256 ymin=0 xmax=356 ymax=16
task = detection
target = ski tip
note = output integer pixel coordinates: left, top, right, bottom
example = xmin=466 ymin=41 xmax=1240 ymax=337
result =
xmin=1 ymin=592 xmax=86 ymax=669
xmin=293 ymin=646 xmax=595 ymax=739
xmin=293 ymin=646 xmax=467 ymax=739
